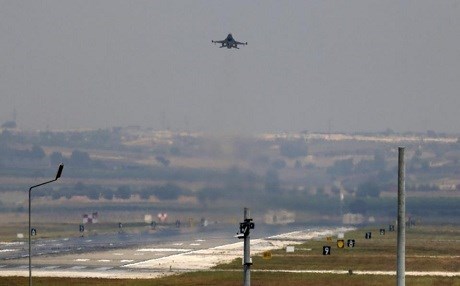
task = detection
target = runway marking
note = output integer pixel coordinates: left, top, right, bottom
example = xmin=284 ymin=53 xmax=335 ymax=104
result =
xmin=137 ymin=248 xmax=192 ymax=252
xmin=121 ymin=260 xmax=134 ymax=263
xmin=98 ymin=259 xmax=111 ymax=262
xmin=0 ymin=265 xmax=7 ymax=268
xmin=0 ymin=242 xmax=24 ymax=246
xmin=74 ymin=258 xmax=90 ymax=262
xmin=70 ymin=266 xmax=87 ymax=270
xmin=195 ymin=239 xmax=205 ymax=242
xmin=17 ymin=265 xmax=29 ymax=269
xmin=42 ymin=266 xmax=60 ymax=270
xmin=0 ymin=249 xmax=17 ymax=253
xmin=95 ymin=267 xmax=113 ymax=271
xmin=112 ymin=253 xmax=124 ymax=256
xmin=190 ymin=243 xmax=201 ymax=246
xmin=172 ymin=243 xmax=183 ymax=246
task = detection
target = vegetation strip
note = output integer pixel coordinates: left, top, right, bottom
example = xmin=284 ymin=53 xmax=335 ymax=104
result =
xmin=209 ymin=269 xmax=460 ymax=277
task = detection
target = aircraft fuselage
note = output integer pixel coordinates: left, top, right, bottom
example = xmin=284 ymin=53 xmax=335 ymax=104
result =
xmin=212 ymin=33 xmax=247 ymax=49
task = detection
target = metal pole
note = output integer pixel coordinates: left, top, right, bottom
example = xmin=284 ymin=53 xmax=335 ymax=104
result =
xmin=397 ymin=147 xmax=405 ymax=286
xmin=28 ymin=181 xmax=52 ymax=286
xmin=243 ymin=207 xmax=250 ymax=286
xmin=28 ymin=164 xmax=64 ymax=286
xmin=28 ymin=187 xmax=32 ymax=286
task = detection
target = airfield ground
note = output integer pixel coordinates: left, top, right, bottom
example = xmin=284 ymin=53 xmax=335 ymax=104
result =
xmin=0 ymin=224 xmax=458 ymax=285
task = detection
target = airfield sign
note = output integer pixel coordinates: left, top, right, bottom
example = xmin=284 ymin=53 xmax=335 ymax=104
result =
xmin=158 ymin=213 xmax=168 ymax=222
xmin=337 ymin=239 xmax=345 ymax=248
xmin=323 ymin=246 xmax=331 ymax=255
xmin=347 ymin=239 xmax=355 ymax=248
xmin=263 ymin=251 xmax=272 ymax=259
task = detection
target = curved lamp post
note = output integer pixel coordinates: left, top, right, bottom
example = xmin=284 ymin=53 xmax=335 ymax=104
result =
xmin=28 ymin=163 xmax=63 ymax=286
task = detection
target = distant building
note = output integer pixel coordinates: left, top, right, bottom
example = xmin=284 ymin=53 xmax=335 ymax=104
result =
xmin=83 ymin=212 xmax=98 ymax=224
xmin=264 ymin=210 xmax=295 ymax=225
xmin=342 ymin=213 xmax=364 ymax=225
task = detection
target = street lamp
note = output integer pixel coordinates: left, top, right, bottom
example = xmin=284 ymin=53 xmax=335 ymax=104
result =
xmin=28 ymin=163 xmax=63 ymax=286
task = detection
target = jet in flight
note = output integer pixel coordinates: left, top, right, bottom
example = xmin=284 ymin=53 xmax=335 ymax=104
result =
xmin=212 ymin=33 xmax=247 ymax=49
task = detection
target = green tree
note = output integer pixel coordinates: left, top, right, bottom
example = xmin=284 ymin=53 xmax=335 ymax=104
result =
xmin=139 ymin=190 xmax=151 ymax=200
xmin=294 ymin=160 xmax=302 ymax=169
xmin=51 ymin=192 xmax=62 ymax=200
xmin=74 ymin=181 xmax=85 ymax=191
xmin=153 ymin=183 xmax=183 ymax=200
xmin=102 ymin=190 xmax=114 ymax=200
xmin=265 ymin=169 xmax=280 ymax=193
xmin=30 ymin=144 xmax=46 ymax=159
xmin=348 ymin=199 xmax=368 ymax=214
xmin=327 ymin=159 xmax=354 ymax=176
xmin=272 ymin=159 xmax=286 ymax=169
xmin=50 ymin=151 xmax=64 ymax=165
xmin=115 ymin=186 xmax=132 ymax=200
xmin=373 ymin=150 xmax=386 ymax=170
xmin=279 ymin=140 xmax=308 ymax=158
xmin=356 ymin=181 xmax=381 ymax=198
xmin=86 ymin=188 xmax=100 ymax=200
xmin=70 ymin=150 xmax=91 ymax=167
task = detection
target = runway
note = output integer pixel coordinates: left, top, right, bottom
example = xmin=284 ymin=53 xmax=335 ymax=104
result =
xmin=0 ymin=224 xmax=351 ymax=279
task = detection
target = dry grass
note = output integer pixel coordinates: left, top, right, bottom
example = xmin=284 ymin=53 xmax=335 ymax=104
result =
xmin=0 ymin=273 xmax=458 ymax=286
xmin=217 ymin=226 xmax=460 ymax=272
xmin=0 ymin=225 xmax=459 ymax=285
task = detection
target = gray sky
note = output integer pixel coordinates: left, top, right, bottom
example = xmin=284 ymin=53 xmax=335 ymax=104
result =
xmin=1 ymin=1 xmax=459 ymax=134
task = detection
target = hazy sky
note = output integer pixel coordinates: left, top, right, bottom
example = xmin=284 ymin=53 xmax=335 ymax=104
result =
xmin=1 ymin=1 xmax=459 ymax=134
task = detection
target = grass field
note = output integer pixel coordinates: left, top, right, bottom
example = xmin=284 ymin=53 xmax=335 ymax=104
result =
xmin=0 ymin=273 xmax=458 ymax=286
xmin=0 ymin=225 xmax=459 ymax=286
xmin=217 ymin=225 xmax=459 ymax=272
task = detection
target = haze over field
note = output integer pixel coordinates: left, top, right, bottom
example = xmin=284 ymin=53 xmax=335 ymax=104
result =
xmin=1 ymin=1 xmax=460 ymax=134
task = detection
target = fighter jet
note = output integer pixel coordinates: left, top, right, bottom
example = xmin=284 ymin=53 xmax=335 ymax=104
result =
xmin=212 ymin=33 xmax=247 ymax=49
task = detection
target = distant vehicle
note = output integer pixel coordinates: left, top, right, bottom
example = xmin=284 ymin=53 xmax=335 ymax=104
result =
xmin=212 ymin=33 xmax=247 ymax=49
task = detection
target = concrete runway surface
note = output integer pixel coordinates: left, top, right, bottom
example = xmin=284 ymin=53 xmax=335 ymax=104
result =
xmin=0 ymin=224 xmax=351 ymax=279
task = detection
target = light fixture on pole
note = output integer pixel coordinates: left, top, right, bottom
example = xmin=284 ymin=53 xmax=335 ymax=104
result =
xmin=28 ymin=163 xmax=64 ymax=286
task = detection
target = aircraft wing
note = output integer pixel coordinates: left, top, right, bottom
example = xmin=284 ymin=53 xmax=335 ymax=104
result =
xmin=212 ymin=40 xmax=225 ymax=44
xmin=235 ymin=41 xmax=248 ymax=45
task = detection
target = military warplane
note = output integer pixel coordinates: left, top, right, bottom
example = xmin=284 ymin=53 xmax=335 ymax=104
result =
xmin=212 ymin=33 xmax=247 ymax=49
